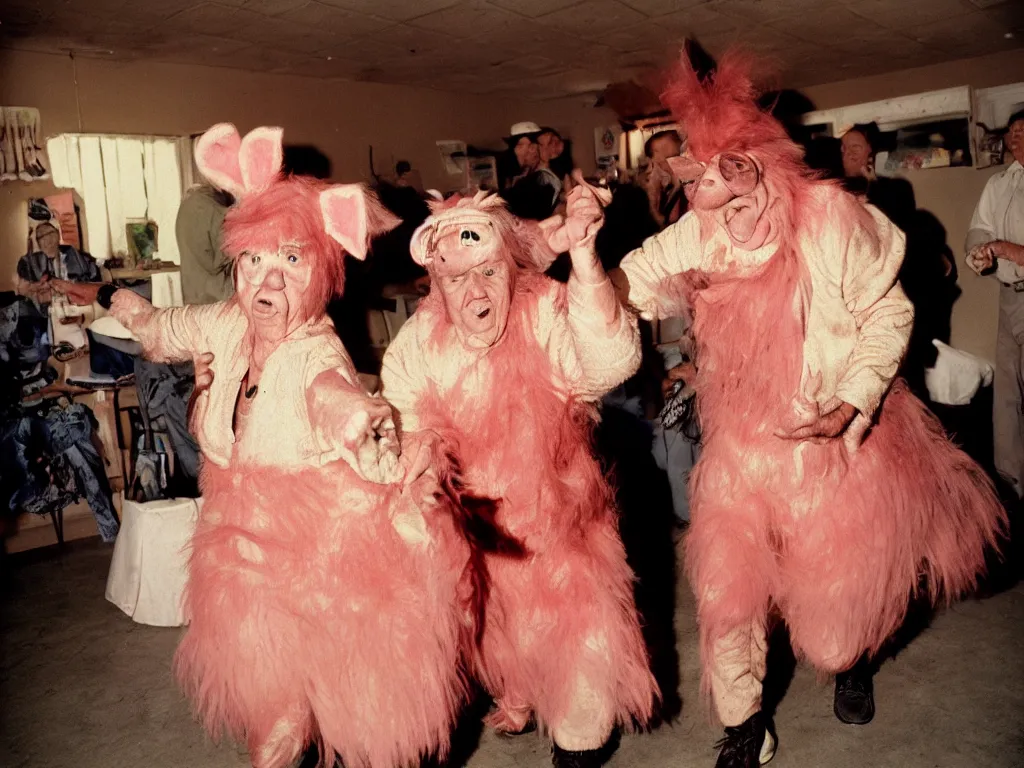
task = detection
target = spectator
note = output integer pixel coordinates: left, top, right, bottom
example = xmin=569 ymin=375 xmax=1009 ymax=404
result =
xmin=16 ymin=222 xmax=100 ymax=310
xmin=965 ymin=108 xmax=1024 ymax=498
xmin=177 ymin=180 xmax=234 ymax=306
xmin=536 ymin=127 xmax=573 ymax=209
xmin=640 ymin=130 xmax=685 ymax=228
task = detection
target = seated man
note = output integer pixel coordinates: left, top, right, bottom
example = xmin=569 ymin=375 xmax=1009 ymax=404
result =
xmin=16 ymin=222 xmax=100 ymax=312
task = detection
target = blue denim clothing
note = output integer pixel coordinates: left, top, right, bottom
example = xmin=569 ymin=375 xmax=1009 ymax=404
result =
xmin=1 ymin=404 xmax=120 ymax=542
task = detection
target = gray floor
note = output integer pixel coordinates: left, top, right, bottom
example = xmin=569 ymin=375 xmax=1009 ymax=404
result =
xmin=1 ymin=539 xmax=1022 ymax=768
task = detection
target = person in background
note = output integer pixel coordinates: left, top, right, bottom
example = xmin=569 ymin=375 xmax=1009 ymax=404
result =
xmin=16 ymin=222 xmax=100 ymax=310
xmin=639 ymin=130 xmax=685 ymax=229
xmin=500 ymin=121 xmax=541 ymax=190
xmin=536 ymin=127 xmax=571 ymax=211
xmin=177 ymin=179 xmax=235 ymax=306
xmin=965 ymin=108 xmax=1024 ymax=499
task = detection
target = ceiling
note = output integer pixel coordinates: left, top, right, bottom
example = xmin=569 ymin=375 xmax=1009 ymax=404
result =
xmin=1 ymin=0 xmax=1021 ymax=100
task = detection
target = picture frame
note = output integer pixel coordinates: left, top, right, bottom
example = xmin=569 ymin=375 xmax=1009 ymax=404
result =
xmin=125 ymin=219 xmax=158 ymax=263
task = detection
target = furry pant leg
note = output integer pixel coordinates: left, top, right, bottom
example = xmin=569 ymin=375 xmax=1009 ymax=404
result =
xmin=685 ymin=494 xmax=775 ymax=725
xmin=248 ymin=701 xmax=311 ymax=768
xmin=778 ymin=520 xmax=889 ymax=673
xmin=480 ymin=524 xmax=656 ymax=750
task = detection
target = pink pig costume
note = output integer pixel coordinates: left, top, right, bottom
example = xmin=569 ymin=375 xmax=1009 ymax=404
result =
xmin=616 ymin=52 xmax=1007 ymax=765
xmin=380 ymin=192 xmax=658 ymax=768
xmin=108 ymin=125 xmax=472 ymax=768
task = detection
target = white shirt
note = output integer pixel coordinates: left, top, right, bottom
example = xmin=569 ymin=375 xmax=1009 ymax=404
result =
xmin=965 ymin=160 xmax=1024 ymax=286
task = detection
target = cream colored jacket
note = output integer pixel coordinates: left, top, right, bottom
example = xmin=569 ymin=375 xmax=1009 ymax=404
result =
xmin=113 ymin=296 xmax=379 ymax=471
xmin=381 ymin=275 xmax=641 ymax=433
xmin=619 ymin=186 xmax=912 ymax=447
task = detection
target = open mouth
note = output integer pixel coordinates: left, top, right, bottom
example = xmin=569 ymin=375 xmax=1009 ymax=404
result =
xmin=252 ymin=297 xmax=277 ymax=317
xmin=476 ymin=307 xmax=490 ymax=319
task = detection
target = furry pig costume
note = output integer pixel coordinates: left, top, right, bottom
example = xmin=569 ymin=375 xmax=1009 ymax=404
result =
xmin=379 ymin=185 xmax=658 ymax=767
xmin=616 ymin=53 xmax=1006 ymax=765
xmin=107 ymin=124 xmax=473 ymax=768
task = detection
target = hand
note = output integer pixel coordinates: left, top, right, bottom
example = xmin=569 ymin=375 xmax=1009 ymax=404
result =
xmin=966 ymin=243 xmax=996 ymax=275
xmin=52 ymin=280 xmax=103 ymax=306
xmin=564 ymin=169 xmax=612 ymax=251
xmin=194 ymin=352 xmax=215 ymax=393
xmin=339 ymin=399 xmax=402 ymax=484
xmin=775 ymin=400 xmax=858 ymax=442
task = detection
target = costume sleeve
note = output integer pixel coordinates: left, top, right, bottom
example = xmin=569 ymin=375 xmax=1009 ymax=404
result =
xmin=109 ymin=288 xmax=223 ymax=363
xmin=551 ymin=275 xmax=641 ymax=400
xmin=380 ymin=321 xmax=430 ymax=434
xmin=833 ymin=203 xmax=913 ymax=421
xmin=965 ymin=174 xmax=1023 ymax=284
xmin=617 ymin=213 xmax=703 ymax=320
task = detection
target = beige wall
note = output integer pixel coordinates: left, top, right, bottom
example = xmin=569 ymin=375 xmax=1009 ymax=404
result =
xmin=0 ymin=48 xmax=614 ymax=291
xmin=802 ymin=48 xmax=1024 ymax=364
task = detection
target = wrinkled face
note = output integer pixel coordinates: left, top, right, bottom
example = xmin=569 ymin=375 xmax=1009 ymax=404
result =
xmin=414 ymin=211 xmax=514 ymax=349
xmin=670 ymin=151 xmax=772 ymax=250
xmin=1007 ymin=119 xmax=1024 ymax=165
xmin=514 ymin=137 xmax=539 ymax=170
xmin=538 ymin=131 xmax=564 ymax=163
xmin=235 ymin=239 xmax=313 ymax=343
xmin=841 ymin=130 xmax=873 ymax=178
xmin=37 ymin=226 xmax=60 ymax=258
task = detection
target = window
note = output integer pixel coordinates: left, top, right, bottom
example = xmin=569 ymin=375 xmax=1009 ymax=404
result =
xmin=46 ymin=133 xmax=193 ymax=304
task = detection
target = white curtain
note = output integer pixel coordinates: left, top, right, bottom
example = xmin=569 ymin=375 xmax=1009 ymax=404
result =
xmin=49 ymin=133 xmax=189 ymax=306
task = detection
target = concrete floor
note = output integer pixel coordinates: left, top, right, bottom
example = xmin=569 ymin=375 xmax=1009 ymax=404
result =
xmin=1 ymin=539 xmax=1022 ymax=768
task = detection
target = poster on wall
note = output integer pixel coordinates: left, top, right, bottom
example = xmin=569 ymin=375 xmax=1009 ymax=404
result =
xmin=1 ymin=106 xmax=50 ymax=182
xmin=594 ymin=124 xmax=622 ymax=169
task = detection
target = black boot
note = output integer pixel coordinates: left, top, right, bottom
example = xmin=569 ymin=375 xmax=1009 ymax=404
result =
xmin=834 ymin=658 xmax=875 ymax=724
xmin=714 ymin=712 xmax=776 ymax=767
xmin=551 ymin=743 xmax=611 ymax=768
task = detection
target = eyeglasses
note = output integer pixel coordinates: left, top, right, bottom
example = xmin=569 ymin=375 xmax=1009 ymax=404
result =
xmin=675 ymin=152 xmax=760 ymax=197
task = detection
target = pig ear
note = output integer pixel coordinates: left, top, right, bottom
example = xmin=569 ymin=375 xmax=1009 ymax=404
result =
xmin=320 ymin=184 xmax=400 ymax=261
xmin=239 ymin=127 xmax=283 ymax=193
xmin=195 ymin=123 xmax=244 ymax=198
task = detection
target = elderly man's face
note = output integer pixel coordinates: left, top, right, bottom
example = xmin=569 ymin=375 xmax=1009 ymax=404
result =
xmin=235 ymin=239 xmax=314 ymax=344
xmin=1007 ymin=119 xmax=1024 ymax=165
xmin=37 ymin=227 xmax=60 ymax=258
xmin=841 ymin=130 xmax=873 ymax=178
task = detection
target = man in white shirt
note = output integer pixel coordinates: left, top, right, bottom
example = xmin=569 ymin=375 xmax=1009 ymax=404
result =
xmin=966 ymin=109 xmax=1024 ymax=497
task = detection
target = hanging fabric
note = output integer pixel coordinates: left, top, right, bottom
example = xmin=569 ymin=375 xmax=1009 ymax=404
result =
xmin=0 ymin=106 xmax=50 ymax=182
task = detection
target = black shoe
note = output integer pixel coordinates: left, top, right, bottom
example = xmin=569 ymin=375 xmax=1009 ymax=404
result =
xmin=714 ymin=712 xmax=776 ymax=767
xmin=551 ymin=743 xmax=612 ymax=768
xmin=834 ymin=662 xmax=875 ymax=725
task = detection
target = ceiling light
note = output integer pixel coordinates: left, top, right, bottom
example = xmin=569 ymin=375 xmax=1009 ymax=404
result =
xmin=1005 ymin=32 xmax=1014 ymax=39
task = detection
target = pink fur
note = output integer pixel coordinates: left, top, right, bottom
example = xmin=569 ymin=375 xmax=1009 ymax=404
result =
xmin=239 ymin=127 xmax=284 ymax=194
xmin=682 ymin=190 xmax=1006 ymax=709
xmin=176 ymin=460 xmax=470 ymax=768
xmin=320 ymin=184 xmax=401 ymax=261
xmin=412 ymin=274 xmax=658 ymax=733
xmin=195 ymin=123 xmax=246 ymax=198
